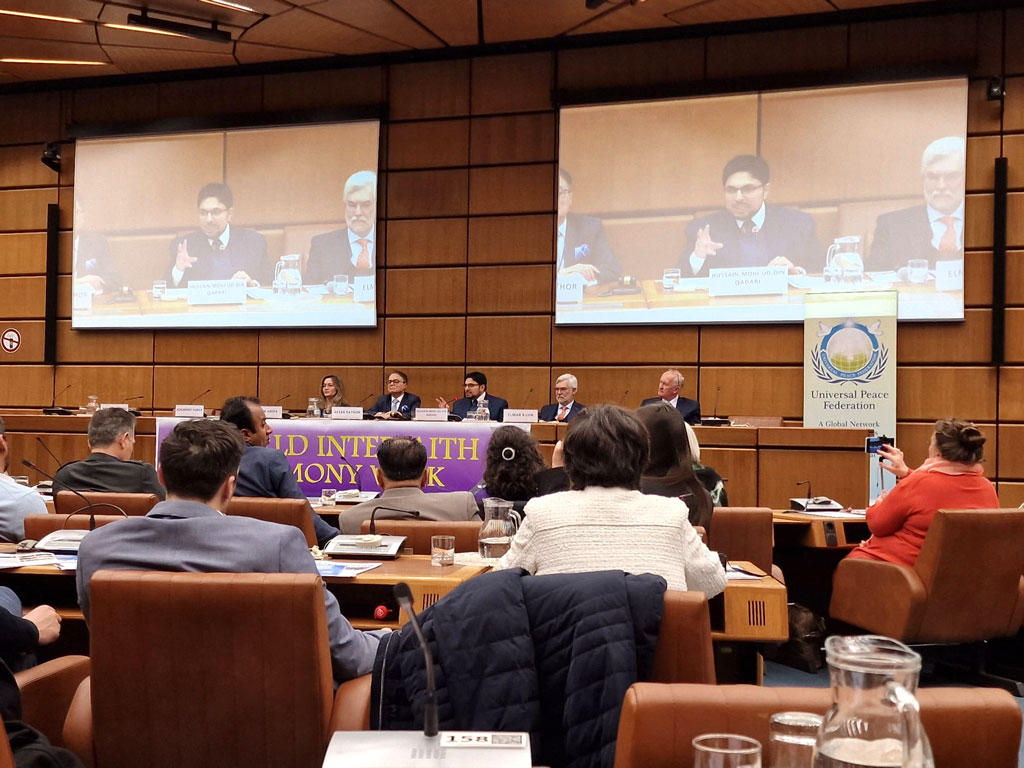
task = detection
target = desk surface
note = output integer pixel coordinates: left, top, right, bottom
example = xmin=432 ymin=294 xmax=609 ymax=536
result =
xmin=772 ymin=510 xmax=870 ymax=549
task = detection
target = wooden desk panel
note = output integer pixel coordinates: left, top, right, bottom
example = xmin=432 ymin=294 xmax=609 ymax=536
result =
xmin=692 ymin=426 xmax=758 ymax=448
xmin=711 ymin=561 xmax=788 ymax=642
xmin=700 ymin=447 xmax=756 ymax=508
xmin=773 ymin=511 xmax=870 ymax=549
xmin=759 ymin=449 xmax=870 ymax=510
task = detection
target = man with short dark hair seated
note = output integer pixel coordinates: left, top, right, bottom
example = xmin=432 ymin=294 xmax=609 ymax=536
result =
xmin=338 ymin=437 xmax=479 ymax=534
xmin=76 ymin=419 xmax=385 ymax=683
xmin=54 ymin=408 xmax=165 ymax=499
xmin=219 ymin=396 xmax=340 ymax=548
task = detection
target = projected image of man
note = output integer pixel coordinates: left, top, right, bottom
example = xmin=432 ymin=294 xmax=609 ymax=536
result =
xmin=168 ymin=183 xmax=268 ymax=287
xmin=557 ymin=169 xmax=622 ymax=284
xmin=869 ymin=136 xmax=965 ymax=271
xmin=305 ymin=171 xmax=377 ymax=285
xmin=73 ymin=196 xmax=122 ymax=294
xmin=682 ymin=155 xmax=819 ymax=277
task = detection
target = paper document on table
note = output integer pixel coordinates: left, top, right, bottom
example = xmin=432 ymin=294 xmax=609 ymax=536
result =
xmin=725 ymin=565 xmax=761 ymax=580
xmin=315 ymin=561 xmax=381 ymax=578
xmin=797 ymin=510 xmax=857 ymax=519
xmin=55 ymin=555 xmax=78 ymax=571
xmin=0 ymin=552 xmax=60 ymax=569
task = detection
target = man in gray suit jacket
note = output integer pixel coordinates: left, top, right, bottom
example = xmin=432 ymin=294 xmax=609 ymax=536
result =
xmin=76 ymin=419 xmax=385 ymax=683
xmin=338 ymin=437 xmax=480 ymax=534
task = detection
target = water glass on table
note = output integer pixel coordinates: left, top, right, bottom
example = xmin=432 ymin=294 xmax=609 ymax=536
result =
xmin=431 ymin=535 xmax=455 ymax=566
xmin=693 ymin=734 xmax=761 ymax=768
xmin=320 ymin=488 xmax=337 ymax=507
xmin=767 ymin=712 xmax=821 ymax=767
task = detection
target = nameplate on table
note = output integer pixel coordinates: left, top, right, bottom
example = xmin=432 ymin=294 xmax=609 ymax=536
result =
xmin=186 ymin=279 xmax=246 ymax=305
xmin=503 ymin=409 xmax=538 ymax=423
xmin=262 ymin=405 xmax=284 ymax=418
xmin=331 ymin=406 xmax=364 ymax=420
xmin=935 ymin=259 xmax=964 ymax=292
xmin=708 ymin=266 xmax=788 ymax=297
xmin=174 ymin=404 xmax=205 ymax=418
xmin=413 ymin=408 xmax=449 ymax=422
xmin=72 ymin=285 xmax=93 ymax=311
xmin=100 ymin=403 xmax=129 ymax=411
xmin=352 ymin=276 xmax=375 ymax=303
xmin=556 ymin=273 xmax=585 ymax=304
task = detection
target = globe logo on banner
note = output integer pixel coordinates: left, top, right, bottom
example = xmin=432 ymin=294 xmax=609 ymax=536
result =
xmin=811 ymin=319 xmax=888 ymax=385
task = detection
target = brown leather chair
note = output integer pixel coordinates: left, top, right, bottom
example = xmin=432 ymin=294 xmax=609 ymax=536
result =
xmin=226 ymin=497 xmax=318 ymax=548
xmin=359 ymin=519 xmax=481 ymax=554
xmin=707 ymin=506 xmax=774 ymax=575
xmin=54 ymin=491 xmax=159 ymax=517
xmin=64 ymin=571 xmax=351 ymax=768
xmin=23 ymin=514 xmax=126 ymax=540
xmin=15 ymin=655 xmax=91 ymax=748
xmin=613 ymin=682 xmax=1023 ymax=768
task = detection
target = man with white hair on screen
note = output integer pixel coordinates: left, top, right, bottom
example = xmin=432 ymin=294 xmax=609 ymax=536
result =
xmin=305 ymin=170 xmax=377 ymax=285
xmin=869 ymin=136 xmax=966 ymax=271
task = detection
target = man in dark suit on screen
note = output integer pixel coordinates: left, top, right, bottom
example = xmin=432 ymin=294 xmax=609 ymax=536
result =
xmin=681 ymin=155 xmax=819 ymax=277
xmin=73 ymin=196 xmax=122 ymax=294
xmin=305 ymin=170 xmax=377 ymax=285
xmin=557 ymin=168 xmax=622 ymax=284
xmin=539 ymin=373 xmax=586 ymax=423
xmin=368 ymin=370 xmax=422 ymax=419
xmin=167 ymin=182 xmax=268 ymax=287
xmin=639 ymin=369 xmax=701 ymax=426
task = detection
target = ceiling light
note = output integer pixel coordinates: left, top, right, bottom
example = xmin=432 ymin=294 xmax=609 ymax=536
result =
xmin=197 ymin=0 xmax=258 ymax=13
xmin=0 ymin=58 xmax=106 ymax=65
xmin=103 ymin=22 xmax=188 ymax=38
xmin=0 ymin=9 xmax=83 ymax=23
xmin=126 ymin=11 xmax=232 ymax=43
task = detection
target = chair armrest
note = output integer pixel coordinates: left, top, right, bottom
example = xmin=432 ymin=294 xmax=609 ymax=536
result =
xmin=829 ymin=557 xmax=926 ymax=640
xmin=330 ymin=674 xmax=371 ymax=732
xmin=15 ymin=655 xmax=90 ymax=747
xmin=61 ymin=677 xmax=94 ymax=768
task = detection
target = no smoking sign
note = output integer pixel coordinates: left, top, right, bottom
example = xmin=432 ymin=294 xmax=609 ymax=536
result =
xmin=1 ymin=328 xmax=21 ymax=353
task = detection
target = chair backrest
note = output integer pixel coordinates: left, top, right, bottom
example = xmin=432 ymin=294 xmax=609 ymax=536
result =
xmin=649 ymin=591 xmax=715 ymax=684
xmin=84 ymin=571 xmax=334 ymax=768
xmin=226 ymin=497 xmax=317 ymax=548
xmin=913 ymin=509 xmax=1024 ymax=641
xmin=614 ymin=683 xmax=1023 ymax=768
xmin=54 ymin=491 xmax=159 ymax=517
xmin=707 ymin=507 xmax=774 ymax=575
xmin=24 ymin=513 xmax=126 ymax=540
xmin=360 ymin=519 xmax=481 ymax=554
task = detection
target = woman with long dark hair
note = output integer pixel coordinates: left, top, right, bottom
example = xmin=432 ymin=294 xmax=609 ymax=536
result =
xmin=637 ymin=402 xmax=713 ymax=529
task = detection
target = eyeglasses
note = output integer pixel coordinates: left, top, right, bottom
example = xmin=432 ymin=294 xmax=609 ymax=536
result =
xmin=387 ymin=378 xmax=405 ymax=384
xmin=558 ymin=186 xmax=572 ymax=197
xmin=554 ymin=386 xmax=572 ymax=393
xmin=924 ymin=171 xmax=964 ymax=185
xmin=724 ymin=183 xmax=764 ymax=196
xmin=198 ymin=207 xmax=228 ymax=218
xmin=345 ymin=200 xmax=375 ymax=212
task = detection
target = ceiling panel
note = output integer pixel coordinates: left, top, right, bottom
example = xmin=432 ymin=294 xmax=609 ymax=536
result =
xmin=831 ymin=0 xmax=929 ymax=7
xmin=115 ymin=0 xmax=290 ymax=26
xmin=481 ymin=0 xmax=604 ymax=43
xmin=102 ymin=44 xmax=237 ymax=73
xmin=240 ymin=7 xmax=409 ymax=55
xmin=234 ymin=40 xmax=332 ymax=63
xmin=0 ymin=0 xmax=103 ymax=19
xmin=310 ymin=0 xmax=444 ymax=48
xmin=396 ymin=0 xmax=479 ymax=47
xmin=0 ymin=35 xmax=109 ymax=62
xmin=0 ymin=16 xmax=99 ymax=42
xmin=666 ymin=0 xmax=834 ymax=25
xmin=570 ymin=1 xmax=682 ymax=35
xmin=96 ymin=22 xmax=243 ymax=53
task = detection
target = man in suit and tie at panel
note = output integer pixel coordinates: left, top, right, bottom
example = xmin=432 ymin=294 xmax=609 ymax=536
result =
xmin=557 ymin=168 xmax=623 ymax=284
xmin=436 ymin=371 xmax=509 ymax=422
xmin=305 ymin=170 xmax=377 ymax=285
xmin=76 ymin=418 xmax=385 ymax=683
xmin=368 ymin=370 xmax=422 ymax=419
xmin=167 ymin=182 xmax=268 ymax=287
xmin=640 ymin=369 xmax=701 ymax=426
xmin=539 ymin=373 xmax=586 ymax=423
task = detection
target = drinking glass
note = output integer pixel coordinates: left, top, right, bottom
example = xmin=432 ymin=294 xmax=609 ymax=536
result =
xmin=152 ymin=280 xmax=167 ymax=299
xmin=321 ymin=488 xmax=337 ymax=507
xmin=332 ymin=274 xmax=350 ymax=296
xmin=86 ymin=395 xmax=99 ymax=414
xmin=767 ymin=712 xmax=822 ymax=768
xmin=662 ymin=268 xmax=681 ymax=291
xmin=431 ymin=535 xmax=455 ymax=566
xmin=907 ymin=259 xmax=928 ymax=284
xmin=693 ymin=734 xmax=761 ymax=768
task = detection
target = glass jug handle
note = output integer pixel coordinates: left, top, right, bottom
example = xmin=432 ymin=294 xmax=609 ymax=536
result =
xmin=886 ymin=681 xmax=932 ymax=768
xmin=508 ymin=509 xmax=522 ymax=534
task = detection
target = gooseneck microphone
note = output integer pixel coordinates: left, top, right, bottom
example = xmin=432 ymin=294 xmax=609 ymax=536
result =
xmin=358 ymin=393 xmax=375 ymax=406
xmin=189 ymin=388 xmax=211 ymax=404
xmin=393 ymin=582 xmax=438 ymax=738
xmin=336 ymin=452 xmax=364 ymax=495
xmin=368 ymin=505 xmax=420 ymax=535
xmin=796 ymin=479 xmax=812 ymax=505
xmin=711 ymin=385 xmax=721 ymax=419
xmin=617 ymin=388 xmax=630 ymax=405
xmin=21 ymin=459 xmax=126 ymax=530
xmin=35 ymin=437 xmax=64 ymax=468
xmin=274 ymin=394 xmax=291 ymax=405
xmin=43 ymin=383 xmax=73 ymax=415
xmin=123 ymin=395 xmax=144 ymax=416
xmin=273 ymin=394 xmax=293 ymax=419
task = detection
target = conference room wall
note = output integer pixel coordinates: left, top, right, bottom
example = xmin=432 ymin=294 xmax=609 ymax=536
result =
xmin=2 ymin=7 xmax=1024 ymax=502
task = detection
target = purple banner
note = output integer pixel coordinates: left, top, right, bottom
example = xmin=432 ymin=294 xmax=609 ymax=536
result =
xmin=155 ymin=418 xmax=515 ymax=496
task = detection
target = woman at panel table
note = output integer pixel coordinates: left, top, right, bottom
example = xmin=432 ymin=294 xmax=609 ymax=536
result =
xmin=476 ymin=426 xmax=568 ymax=512
xmin=497 ymin=405 xmax=726 ymax=596
xmin=316 ymin=374 xmax=348 ymax=416
xmin=846 ymin=418 xmax=998 ymax=567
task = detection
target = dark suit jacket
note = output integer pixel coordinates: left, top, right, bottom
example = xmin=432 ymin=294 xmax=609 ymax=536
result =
xmin=235 ymin=445 xmax=339 ymax=547
xmin=869 ymin=204 xmax=962 ymax=271
xmin=75 ymin=231 xmax=123 ymax=293
xmin=681 ymin=206 xmax=820 ymax=276
xmin=305 ymin=228 xmax=376 ymax=285
xmin=539 ymin=401 xmax=586 ymax=422
xmin=54 ymin=452 xmax=165 ymax=499
xmin=639 ymin=396 xmax=701 ymax=426
xmin=367 ymin=392 xmax=421 ymax=417
xmin=452 ymin=394 xmax=508 ymax=422
xmin=167 ymin=227 xmax=269 ymax=286
xmin=561 ymin=213 xmax=623 ymax=282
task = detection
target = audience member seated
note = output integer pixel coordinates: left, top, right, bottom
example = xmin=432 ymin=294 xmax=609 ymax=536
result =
xmin=498 ymin=405 xmax=726 ymax=596
xmin=637 ymin=403 xmax=713 ymax=529
xmin=0 ymin=417 xmax=45 ymax=543
xmin=76 ymin=418 xmax=385 ymax=683
xmin=219 ymin=396 xmax=340 ymax=548
xmin=476 ymin=426 xmax=568 ymax=511
xmin=338 ymin=437 xmax=480 ymax=534
xmin=315 ymin=374 xmax=348 ymax=416
xmin=685 ymin=422 xmax=729 ymax=507
xmin=0 ymin=589 xmax=60 ymax=672
xmin=845 ymin=418 xmax=998 ymax=567
xmin=53 ymin=408 xmax=165 ymax=500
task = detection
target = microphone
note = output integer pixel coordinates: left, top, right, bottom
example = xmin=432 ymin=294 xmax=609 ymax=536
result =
xmin=189 ymin=388 xmax=211 ymax=404
xmin=274 ymin=394 xmax=293 ymax=419
xmin=700 ymin=385 xmax=730 ymax=426
xmin=43 ymin=383 xmax=73 ymax=415
xmin=393 ymin=582 xmax=438 ymax=738
xmin=368 ymin=505 xmax=420 ymax=535
xmin=123 ymin=395 xmax=143 ymax=417
xmin=796 ymin=479 xmax=812 ymax=505
xmin=35 ymin=437 xmax=64 ymax=468
xmin=336 ymin=452 xmax=363 ymax=495
xmin=712 ymin=386 xmax=721 ymax=418
xmin=617 ymin=388 xmax=630 ymax=405
xmin=22 ymin=459 xmax=126 ymax=531
xmin=358 ymin=393 xmax=375 ymax=406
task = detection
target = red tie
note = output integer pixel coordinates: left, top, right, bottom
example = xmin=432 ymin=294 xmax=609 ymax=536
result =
xmin=938 ymin=217 xmax=959 ymax=252
xmin=356 ymin=239 xmax=371 ymax=269
xmin=557 ymin=405 xmax=567 ymax=421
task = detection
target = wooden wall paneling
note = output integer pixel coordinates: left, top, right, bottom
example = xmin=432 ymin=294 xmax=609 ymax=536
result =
xmin=0 ymin=320 xmax=44 ymax=362
xmin=700 ymin=447 xmax=757 ymax=508
xmin=57 ymin=275 xmax=71 ymax=319
xmin=387 ymin=219 xmax=468 ymax=266
xmin=1006 ymin=251 xmax=1024 ymax=306
xmin=897 ymin=420 xmax=998 ymax=479
xmin=389 ymin=59 xmax=471 ymax=120
xmin=997 ymin=367 xmax=1024 ymax=421
xmin=153 ymin=331 xmax=257 ymax=364
xmin=759 ymin=449 xmax=870 ymax=509
xmin=973 ymin=11 xmax=1004 ymax=78
xmin=468 ymin=215 xmax=553 ymax=264
xmin=967 ymin=79 xmax=1003 ymax=135
xmin=896 ymin=309 xmax=991 ymax=364
xmin=57 ymin=142 xmax=74 ymax=189
xmin=57 ymin=322 xmax=153 ymax=363
xmin=0 ymin=93 xmax=61 ymax=145
xmin=0 ymin=188 xmax=58 ymax=231
xmin=469 ymin=113 xmax=556 ymax=166
xmin=466 ymin=264 xmax=551 ymax=314
xmin=257 ymin=365 xmax=384 ymax=412
xmin=699 ymin=325 xmax=802 ymax=364
xmin=556 ymin=39 xmax=704 ymax=91
xmin=0 ymin=277 xmax=46 ymax=320
xmin=471 ymin=52 xmax=552 ymax=115
xmin=896 ymin=366 xmax=997 ymax=421
xmin=385 ymin=317 xmax=466 ymax=363
xmin=706 ymin=25 xmax=846 ymax=80
xmin=54 ymin=365 xmax=154 ymax=410
xmin=552 ymin=325 xmax=699 ymax=365
xmin=384 ymin=366 xmax=466 ymax=408
xmin=1006 ymin=135 xmax=1024 ymax=190
xmin=157 ymin=75 xmax=263 ymax=119
xmin=1007 ymin=192 xmax=1024 ymax=248
xmin=259 ymin=325 xmax=384 ymax=364
xmin=387 ymin=169 xmax=468 ymax=219
xmin=1002 ymin=308 xmax=1024 ymax=362
xmin=996 ymin=424 xmax=1024 ymax=479
xmin=1003 ymin=75 xmax=1024 ymax=132
xmin=458 ymin=366 xmax=550 ymax=412
xmin=4 ymin=432 xmax=89 ymax=483
xmin=468 ymin=165 xmax=554 ymax=215
xmin=0 ymin=233 xmax=46 ymax=275
xmin=964 ymin=251 xmax=993 ymax=307
xmin=997 ymin=482 xmax=1024 ymax=507
xmin=966 ymin=135 xmax=998 ymax=191
xmin=0 ymin=365 xmax=52 ymax=407
xmin=71 ymin=83 xmax=161 ymax=126
xmin=387 ymin=119 xmax=470 ymax=169
xmin=699 ymin=367 xmax=803 ymax=419
xmin=570 ymin=365 xmax=697 ymax=409
xmin=262 ymin=67 xmax=385 ymax=112
xmin=964 ymin=193 xmax=994 ymax=249
xmin=0 ymin=145 xmax=58 ymax=189
xmin=847 ymin=13 xmax=977 ymax=70
xmin=153 ymin=365 xmax=258 ymax=410
xmin=386 ymin=267 xmax=467 ymax=315
xmin=466 ymin=316 xmax=550 ymax=363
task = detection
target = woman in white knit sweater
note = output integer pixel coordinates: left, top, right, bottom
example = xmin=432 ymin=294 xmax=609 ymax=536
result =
xmin=498 ymin=405 xmax=727 ymax=597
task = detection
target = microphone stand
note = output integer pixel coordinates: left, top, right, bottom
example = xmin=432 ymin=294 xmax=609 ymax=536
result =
xmin=393 ymin=582 xmax=438 ymax=737
xmin=22 ymin=460 xmax=126 ymax=531
xmin=368 ymin=506 xmax=420 ymax=535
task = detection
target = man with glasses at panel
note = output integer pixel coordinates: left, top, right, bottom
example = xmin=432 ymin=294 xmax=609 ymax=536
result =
xmin=557 ymin=168 xmax=622 ymax=285
xmin=305 ymin=170 xmax=377 ymax=286
xmin=868 ymin=136 xmax=965 ymax=272
xmin=368 ymin=370 xmax=421 ymax=420
xmin=681 ymin=154 xmax=818 ymax=277
xmin=167 ymin=182 xmax=268 ymax=287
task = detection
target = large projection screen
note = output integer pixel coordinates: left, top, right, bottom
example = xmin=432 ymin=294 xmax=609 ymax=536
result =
xmin=556 ymin=78 xmax=968 ymax=325
xmin=71 ymin=121 xmax=380 ymax=329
